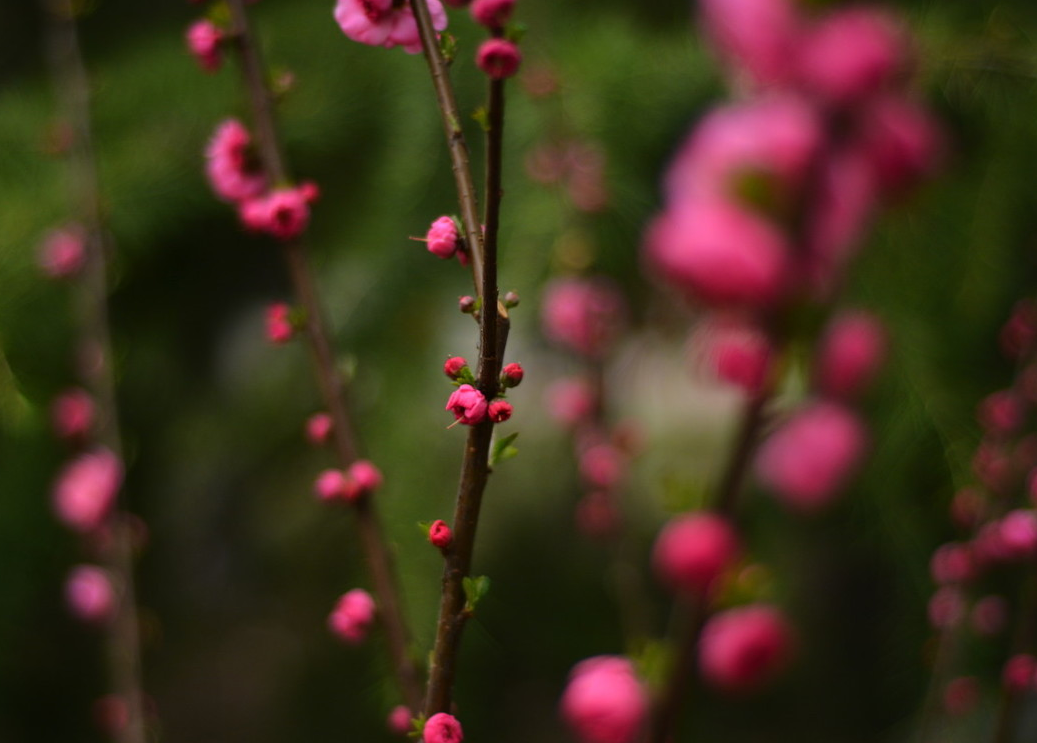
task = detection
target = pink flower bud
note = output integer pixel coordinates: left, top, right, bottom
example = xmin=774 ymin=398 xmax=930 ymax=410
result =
xmin=205 ymin=119 xmax=267 ymax=204
xmin=859 ymin=95 xmax=943 ymax=195
xmin=699 ymin=604 xmax=794 ymax=693
xmin=65 ymin=565 xmax=115 ymax=624
xmin=698 ymin=0 xmax=801 ymax=87
xmin=426 ymin=216 xmax=460 ymax=259
xmin=266 ymin=303 xmax=294 ymax=344
xmin=797 ymin=8 xmax=908 ymax=107
xmin=943 ymin=676 xmax=979 ymax=716
xmin=470 ymin=0 xmax=515 ymax=28
xmin=755 ymin=402 xmax=866 ymax=511
xmin=423 ymin=712 xmax=463 ymax=743
xmin=644 ymin=198 xmax=788 ymax=308
xmin=545 ymin=377 xmax=596 ymax=427
xmin=1002 ymin=654 xmax=1037 ymax=692
xmin=328 ymin=588 xmax=376 ymax=644
xmin=541 ymin=278 xmax=626 ymax=358
xmin=814 ymin=310 xmax=887 ymax=398
xmin=186 ymin=19 xmax=223 ymax=73
xmin=690 ymin=316 xmax=773 ymax=395
xmin=51 ymin=388 xmax=95 ymax=440
xmin=929 ymin=543 xmax=974 ymax=585
xmin=314 ymin=469 xmax=349 ymax=502
xmin=476 ymin=38 xmax=522 ymax=80
xmin=575 ymin=492 xmax=620 ymax=539
xmin=928 ymin=586 xmax=965 ymax=630
xmin=560 ymin=656 xmax=648 ymax=743
xmin=446 ymin=384 xmax=488 ymax=425
xmin=444 ymin=356 xmax=468 ymax=379
xmin=306 ymin=412 xmax=334 ymax=445
xmin=387 ymin=706 xmax=412 ymax=736
xmin=348 ymin=460 xmax=383 ymax=496
xmin=972 ymin=442 xmax=1012 ymax=494
xmin=999 ymin=510 xmax=1037 ymax=561
xmin=579 ymin=443 xmax=624 ymax=489
xmin=38 ymin=226 xmax=86 ymax=279
xmin=488 ymin=399 xmax=513 ymax=423
xmin=970 ymin=595 xmax=1008 ymax=637
xmin=653 ymin=513 xmax=740 ymax=596
xmin=501 ymin=362 xmax=524 ymax=387
xmin=978 ymin=390 xmax=1026 ymax=437
xmin=334 ymin=0 xmax=448 ymax=54
xmin=240 ymin=186 xmax=313 ymax=240
xmin=53 ymin=448 xmax=123 ymax=533
xmin=428 ymin=519 xmax=453 ymax=549
xmin=458 ymin=295 xmax=476 ymax=313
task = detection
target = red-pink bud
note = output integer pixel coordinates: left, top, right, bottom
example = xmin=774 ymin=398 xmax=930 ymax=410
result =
xmin=38 ymin=226 xmax=86 ymax=279
xmin=186 ymin=19 xmax=223 ymax=73
xmin=328 ymin=588 xmax=376 ymax=644
xmin=348 ymin=460 xmax=383 ymax=496
xmin=978 ymin=390 xmax=1026 ymax=437
xmin=53 ymin=448 xmax=123 ymax=533
xmin=458 ymin=295 xmax=476 ymax=313
xmin=314 ymin=469 xmax=348 ymax=501
xmin=471 ymin=0 xmax=515 ymax=28
xmin=306 ymin=412 xmax=334 ymax=445
xmin=444 ymin=356 xmax=468 ymax=379
xmin=653 ymin=513 xmax=740 ymax=596
xmin=999 ymin=510 xmax=1037 ymax=561
xmin=501 ymin=362 xmax=524 ymax=387
xmin=240 ymin=187 xmax=313 ymax=240
xmin=65 ymin=565 xmax=115 ymax=624
xmin=929 ymin=543 xmax=974 ymax=585
xmin=859 ymin=95 xmax=943 ymax=195
xmin=266 ymin=303 xmax=294 ymax=344
xmin=1002 ymin=654 xmax=1037 ymax=692
xmin=476 ymin=38 xmax=522 ymax=80
xmin=488 ymin=399 xmax=513 ymax=423
xmin=446 ymin=384 xmax=488 ymax=425
xmin=428 ymin=519 xmax=453 ymax=549
xmin=578 ymin=443 xmax=624 ymax=489
xmin=943 ymin=676 xmax=979 ymax=716
xmin=426 ymin=216 xmax=459 ymax=259
xmin=423 ymin=712 xmax=463 ymax=743
xmin=690 ymin=316 xmax=773 ymax=395
xmin=51 ymin=388 xmax=95 ymax=440
xmin=560 ymin=656 xmax=648 ymax=743
xmin=815 ymin=310 xmax=887 ymax=398
xmin=205 ymin=119 xmax=267 ymax=204
xmin=699 ymin=604 xmax=794 ymax=693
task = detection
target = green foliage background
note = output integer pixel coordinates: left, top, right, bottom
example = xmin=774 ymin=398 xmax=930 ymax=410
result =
xmin=2 ymin=0 xmax=1037 ymax=741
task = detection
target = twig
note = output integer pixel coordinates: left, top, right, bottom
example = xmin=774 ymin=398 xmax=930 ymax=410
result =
xmin=224 ymin=0 xmax=423 ymax=712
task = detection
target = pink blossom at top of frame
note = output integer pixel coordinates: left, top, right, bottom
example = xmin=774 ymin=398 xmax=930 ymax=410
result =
xmin=239 ymin=185 xmax=316 ymax=241
xmin=699 ymin=604 xmax=794 ymax=693
xmin=38 ymin=226 xmax=87 ymax=279
xmin=977 ymin=390 xmax=1026 ymax=437
xmin=445 ymin=384 xmax=488 ymax=425
xmin=652 ymin=512 xmax=740 ymax=597
xmin=65 ymin=565 xmax=116 ymax=624
xmin=541 ymin=277 xmax=626 ymax=358
xmin=186 ymin=19 xmax=223 ymax=73
xmin=545 ymin=377 xmax=596 ymax=427
xmin=53 ymin=448 xmax=123 ymax=533
xmin=560 ymin=656 xmax=648 ymax=743
xmin=423 ymin=712 xmax=463 ymax=743
xmin=328 ymin=588 xmax=376 ymax=644
xmin=690 ymin=316 xmax=774 ymax=395
xmin=814 ymin=310 xmax=887 ymax=399
xmin=334 ymin=0 xmax=448 ymax=55
xmin=387 ymin=705 xmax=412 ymax=736
xmin=476 ymin=38 xmax=522 ymax=80
xmin=306 ymin=412 xmax=334 ymax=445
xmin=347 ymin=459 xmax=383 ymax=495
xmin=470 ymin=0 xmax=515 ymax=28
xmin=51 ymin=388 xmax=95 ymax=440
xmin=998 ymin=510 xmax=1037 ymax=561
xmin=665 ymin=96 xmax=822 ymax=204
xmin=426 ymin=216 xmax=460 ymax=259
xmin=755 ymin=401 xmax=866 ymax=512
xmin=698 ymin=0 xmax=802 ymax=88
xmin=205 ymin=119 xmax=267 ymax=204
xmin=858 ymin=95 xmax=943 ymax=196
xmin=644 ymin=197 xmax=789 ymax=308
xmin=796 ymin=7 xmax=909 ymax=107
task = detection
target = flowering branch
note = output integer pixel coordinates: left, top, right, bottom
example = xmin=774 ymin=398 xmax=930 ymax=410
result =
xmin=223 ymin=0 xmax=423 ymax=712
xmin=43 ymin=1 xmax=146 ymax=740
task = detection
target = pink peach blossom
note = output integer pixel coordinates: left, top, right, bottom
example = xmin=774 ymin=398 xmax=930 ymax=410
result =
xmin=998 ymin=510 xmax=1037 ymax=561
xmin=470 ymin=0 xmax=515 ymax=28
xmin=65 ymin=565 xmax=116 ymax=624
xmin=1002 ymin=654 xmax=1037 ymax=692
xmin=929 ymin=542 xmax=974 ymax=586
xmin=859 ymin=95 xmax=943 ymax=194
xmin=652 ymin=512 xmax=740 ymax=596
xmin=314 ymin=469 xmax=349 ymax=501
xmin=426 ymin=216 xmax=460 ymax=259
xmin=814 ymin=310 xmax=887 ymax=398
xmin=334 ymin=0 xmax=448 ymax=54
xmin=51 ymin=388 xmax=95 ymax=440
xmin=699 ymin=604 xmax=794 ymax=693
xmin=328 ymin=588 xmax=376 ymax=644
xmin=266 ymin=303 xmax=294 ymax=344
xmin=186 ymin=19 xmax=223 ymax=72
xmin=560 ymin=656 xmax=647 ymax=743
xmin=699 ymin=0 xmax=802 ymax=87
xmin=578 ymin=443 xmax=624 ymax=489
xmin=977 ymin=390 xmax=1026 ymax=437
xmin=428 ymin=519 xmax=453 ymax=549
xmin=691 ymin=316 xmax=773 ymax=395
xmin=446 ymin=384 xmax=488 ymax=425
xmin=501 ymin=362 xmax=524 ymax=387
xmin=239 ymin=185 xmax=316 ymax=240
xmin=541 ymin=278 xmax=625 ymax=358
xmin=38 ymin=226 xmax=87 ymax=279
xmin=306 ymin=412 xmax=334 ymax=445
xmin=387 ymin=705 xmax=412 ymax=736
xmin=476 ymin=38 xmax=522 ymax=80
xmin=943 ymin=676 xmax=979 ymax=716
xmin=347 ymin=460 xmax=383 ymax=495
xmin=970 ymin=595 xmax=1008 ymax=637
xmin=928 ymin=586 xmax=965 ymax=629
xmin=53 ymin=448 xmax=123 ymax=533
xmin=205 ymin=119 xmax=267 ymax=203
xmin=423 ymin=712 xmax=463 ymax=743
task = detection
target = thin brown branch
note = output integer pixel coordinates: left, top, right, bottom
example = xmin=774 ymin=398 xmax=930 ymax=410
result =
xmin=224 ymin=0 xmax=423 ymax=712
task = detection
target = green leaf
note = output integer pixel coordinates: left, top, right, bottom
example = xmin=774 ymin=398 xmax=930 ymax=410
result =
xmin=462 ymin=575 xmax=491 ymax=612
xmin=504 ymin=23 xmax=528 ymax=44
xmin=471 ymin=106 xmax=490 ymax=132
xmin=489 ymin=431 xmax=519 ymax=466
xmin=439 ymin=33 xmax=459 ymax=64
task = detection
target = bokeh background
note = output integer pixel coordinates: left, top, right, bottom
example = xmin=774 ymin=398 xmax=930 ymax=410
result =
xmin=3 ymin=0 xmax=1037 ymax=741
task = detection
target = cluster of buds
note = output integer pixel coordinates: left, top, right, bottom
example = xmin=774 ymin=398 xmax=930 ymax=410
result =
xmin=442 ymin=356 xmax=520 ymax=426
xmin=327 ymin=588 xmax=376 ymax=644
xmin=313 ymin=459 xmax=384 ymax=503
xmin=925 ymin=299 xmax=1037 ymax=715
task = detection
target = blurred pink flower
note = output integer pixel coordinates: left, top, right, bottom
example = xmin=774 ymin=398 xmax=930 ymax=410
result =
xmin=205 ymin=119 xmax=267 ymax=204
xmin=691 ymin=316 xmax=773 ymax=395
xmin=560 ymin=656 xmax=647 ymax=743
xmin=51 ymin=388 xmax=95 ymax=440
xmin=423 ymin=712 xmax=463 ymax=743
xmin=38 ymin=226 xmax=87 ymax=279
xmin=541 ymin=278 xmax=625 ymax=358
xmin=328 ymin=588 xmax=376 ymax=644
xmin=699 ymin=0 xmax=802 ymax=87
xmin=426 ymin=216 xmax=460 ymax=259
xmin=653 ymin=512 xmax=740 ymax=596
xmin=65 ymin=565 xmax=116 ymax=624
xmin=446 ymin=384 xmax=488 ymax=425
xmin=186 ymin=19 xmax=223 ymax=72
xmin=476 ymin=38 xmax=522 ymax=79
xmin=814 ymin=310 xmax=887 ymax=398
xmin=53 ymin=448 xmax=123 ymax=533
xmin=699 ymin=604 xmax=794 ymax=693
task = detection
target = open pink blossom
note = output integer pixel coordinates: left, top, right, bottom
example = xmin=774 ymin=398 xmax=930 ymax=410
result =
xmin=488 ymin=399 xmax=513 ymax=423
xmin=51 ymin=388 xmax=95 ymax=440
xmin=755 ymin=401 xmax=866 ymax=511
xmin=644 ymin=197 xmax=788 ymax=308
xmin=423 ymin=712 xmax=463 ymax=743
xmin=65 ymin=565 xmax=116 ymax=624
xmin=446 ymin=384 xmax=488 ymax=425
xmin=476 ymin=38 xmax=522 ymax=80
xmin=814 ymin=310 xmax=887 ymax=398
xmin=699 ymin=0 xmax=802 ymax=87
xmin=53 ymin=448 xmax=123 ymax=533
xmin=328 ymin=588 xmax=376 ymax=644
xmin=699 ymin=604 xmax=794 ymax=693
xmin=560 ymin=656 xmax=647 ymax=743
xmin=653 ymin=512 xmax=740 ymax=596
xmin=239 ymin=184 xmax=317 ymax=240
xmin=205 ymin=119 xmax=267 ymax=204
xmin=186 ymin=19 xmax=223 ymax=72
xmin=38 ymin=226 xmax=87 ymax=279
xmin=541 ymin=278 xmax=625 ymax=358
xmin=690 ymin=316 xmax=773 ymax=395
xmin=334 ymin=0 xmax=447 ymax=54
